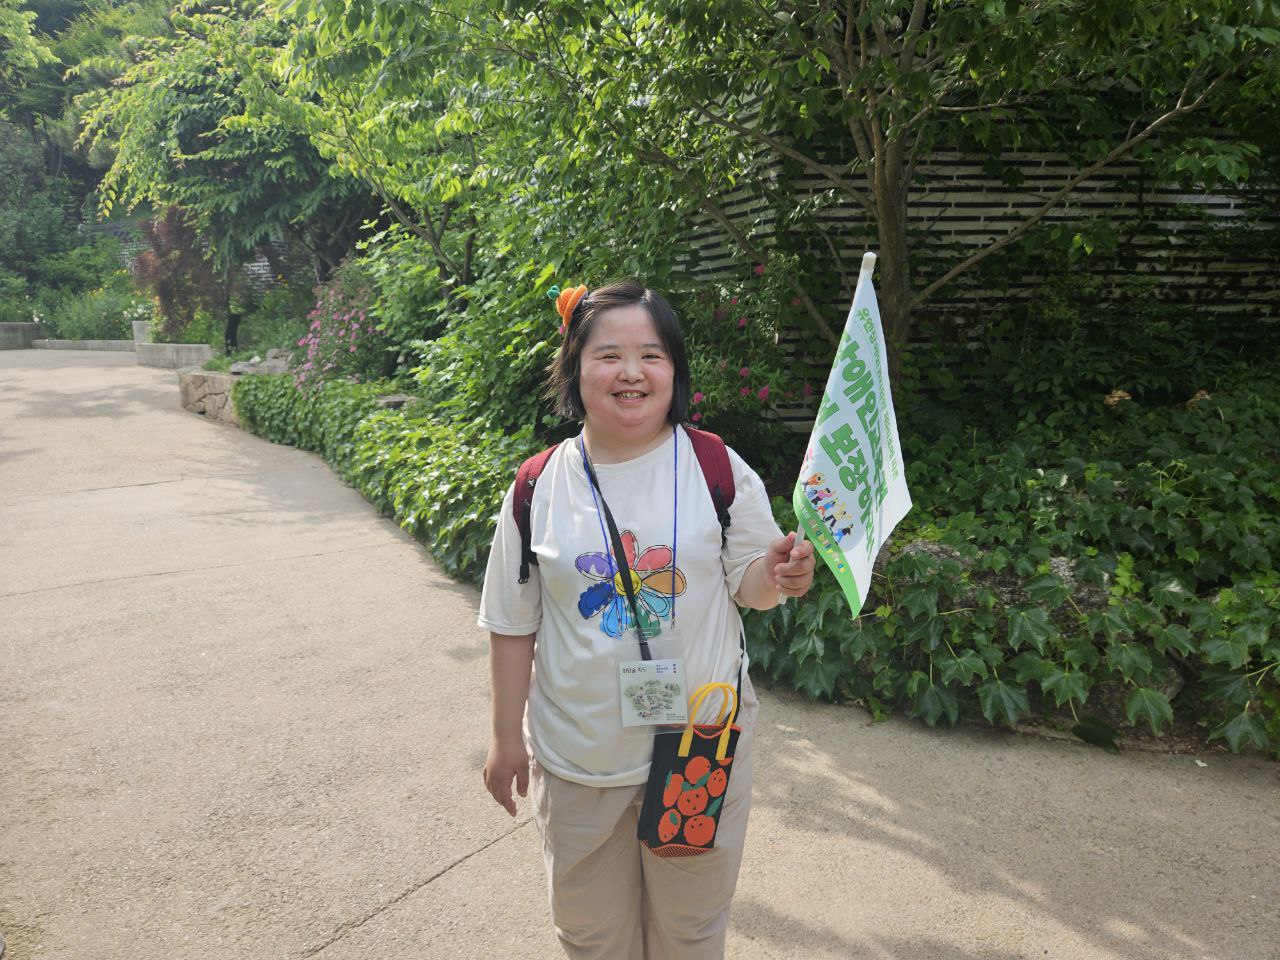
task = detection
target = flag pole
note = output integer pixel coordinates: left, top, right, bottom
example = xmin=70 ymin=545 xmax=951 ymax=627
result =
xmin=781 ymin=252 xmax=878 ymax=602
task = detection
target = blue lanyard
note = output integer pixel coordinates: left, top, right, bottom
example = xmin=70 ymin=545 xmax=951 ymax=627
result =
xmin=579 ymin=427 xmax=680 ymax=637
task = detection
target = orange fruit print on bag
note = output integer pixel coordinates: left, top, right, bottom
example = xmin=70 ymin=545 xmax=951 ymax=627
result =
xmin=662 ymin=773 xmax=684 ymax=808
xmin=684 ymin=756 xmax=711 ymax=784
xmin=684 ymin=814 xmax=715 ymax=847
xmin=677 ymin=785 xmax=709 ymax=817
xmin=707 ymin=767 xmax=727 ymax=798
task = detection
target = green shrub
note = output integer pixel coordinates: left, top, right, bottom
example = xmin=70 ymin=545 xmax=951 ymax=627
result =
xmin=237 ymin=281 xmax=313 ymax=351
xmin=233 ymin=374 xmax=532 ymax=584
xmin=292 ymin=257 xmax=390 ymax=389
xmin=40 ymin=267 xmax=150 ymax=341
xmin=404 ymin=253 xmax=809 ymax=484
xmin=743 ymin=309 xmax=1280 ymax=757
xmin=405 ymin=260 xmax=561 ymax=434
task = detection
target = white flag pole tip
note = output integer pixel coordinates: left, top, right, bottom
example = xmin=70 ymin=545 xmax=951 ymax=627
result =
xmin=860 ymin=251 xmax=877 ymax=275
xmin=779 ymin=524 xmax=807 ymax=604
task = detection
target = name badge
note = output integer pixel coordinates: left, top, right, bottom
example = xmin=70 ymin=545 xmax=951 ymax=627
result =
xmin=619 ymin=658 xmax=690 ymax=727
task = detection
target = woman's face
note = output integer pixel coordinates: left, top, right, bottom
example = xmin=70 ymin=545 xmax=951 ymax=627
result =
xmin=578 ymin=304 xmax=674 ymax=441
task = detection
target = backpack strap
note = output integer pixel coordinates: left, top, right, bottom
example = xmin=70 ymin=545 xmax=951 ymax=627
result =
xmin=514 ymin=442 xmax=560 ymax=584
xmin=685 ymin=426 xmax=735 ymax=546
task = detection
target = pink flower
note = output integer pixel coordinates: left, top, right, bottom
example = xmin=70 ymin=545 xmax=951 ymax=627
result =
xmin=358 ymin=311 xmax=366 ymax=321
xmin=740 ymin=386 xmax=750 ymax=396
xmin=791 ymin=296 xmax=802 ymax=306
xmin=757 ymin=386 xmax=770 ymax=401
xmin=297 ymin=337 xmax=306 ymax=346
xmin=303 ymin=361 xmax=313 ymax=370
xmin=692 ymin=412 xmax=702 ymax=422
xmin=739 ymin=366 xmax=750 ymax=377
xmin=348 ymin=345 xmax=357 ymax=353
xmin=310 ymin=320 xmax=321 ymax=330
xmin=753 ymin=263 xmax=765 ymax=276
xmin=738 ymin=316 xmax=748 ymax=328
xmin=802 ymin=382 xmax=814 ymax=397
xmin=730 ymin=297 xmax=739 ymax=306
xmin=692 ymin=391 xmax=704 ymax=403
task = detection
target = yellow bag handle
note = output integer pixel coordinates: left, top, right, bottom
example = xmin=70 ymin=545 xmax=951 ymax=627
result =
xmin=678 ymin=682 xmax=739 ymax=763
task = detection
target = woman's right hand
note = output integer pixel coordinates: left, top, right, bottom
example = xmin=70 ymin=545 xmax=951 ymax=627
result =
xmin=483 ymin=735 xmax=530 ymax=816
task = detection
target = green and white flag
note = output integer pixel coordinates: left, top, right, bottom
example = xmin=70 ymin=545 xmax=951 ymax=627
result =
xmin=792 ymin=253 xmax=912 ymax=618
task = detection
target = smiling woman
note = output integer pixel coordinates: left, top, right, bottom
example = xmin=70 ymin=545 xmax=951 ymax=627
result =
xmin=478 ymin=279 xmax=815 ymax=960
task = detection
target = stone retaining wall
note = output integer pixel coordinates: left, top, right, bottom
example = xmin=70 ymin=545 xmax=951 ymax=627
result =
xmin=0 ymin=323 xmax=40 ymax=350
xmin=178 ymin=371 xmax=240 ymax=426
xmin=33 ymin=339 xmax=135 ymax=352
xmin=137 ymin=342 xmax=213 ymax=369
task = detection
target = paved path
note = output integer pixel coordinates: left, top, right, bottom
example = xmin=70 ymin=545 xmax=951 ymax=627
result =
xmin=1 ymin=350 xmax=1276 ymax=960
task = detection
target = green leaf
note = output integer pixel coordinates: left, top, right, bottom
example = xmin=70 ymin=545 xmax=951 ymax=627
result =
xmin=1072 ymin=714 xmax=1121 ymax=753
xmin=1152 ymin=578 xmax=1192 ymax=610
xmin=1106 ymin=642 xmax=1153 ymax=684
xmin=1042 ymin=667 xmax=1089 ymax=708
xmin=1088 ymin=606 xmax=1131 ymax=641
xmin=1153 ymin=623 xmax=1195 ymax=657
xmin=1008 ymin=650 xmax=1054 ymax=683
xmin=1202 ymin=633 xmax=1251 ymax=670
xmin=1202 ymin=669 xmax=1252 ymax=707
xmin=902 ymin=583 xmax=939 ymax=620
xmin=1025 ymin=573 xmax=1069 ymax=609
xmin=912 ymin=682 xmax=960 ymax=727
xmin=789 ymin=630 xmax=824 ymax=664
xmin=1007 ymin=604 xmax=1056 ymax=653
xmin=794 ymin=655 xmax=840 ymax=700
xmin=1208 ymin=710 xmax=1270 ymax=753
xmin=976 ymin=679 xmax=1030 ymax=725
xmin=1125 ymin=687 xmax=1174 ymax=734
xmin=937 ymin=649 xmax=989 ymax=685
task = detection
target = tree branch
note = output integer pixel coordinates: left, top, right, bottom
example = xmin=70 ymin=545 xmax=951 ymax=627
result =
xmin=910 ymin=67 xmax=1236 ymax=309
xmin=693 ymin=102 xmax=873 ymax=214
xmin=635 ymin=147 xmax=839 ymax=346
xmin=898 ymin=0 xmax=928 ymax=74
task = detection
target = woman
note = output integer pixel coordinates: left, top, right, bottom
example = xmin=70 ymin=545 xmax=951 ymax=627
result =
xmin=478 ymin=280 xmax=815 ymax=959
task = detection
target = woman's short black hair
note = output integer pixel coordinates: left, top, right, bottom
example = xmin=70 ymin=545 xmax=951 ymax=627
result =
xmin=544 ymin=280 xmax=690 ymax=425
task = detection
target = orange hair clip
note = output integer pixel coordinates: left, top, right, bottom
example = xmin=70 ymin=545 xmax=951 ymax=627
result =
xmin=548 ymin=284 xmax=588 ymax=335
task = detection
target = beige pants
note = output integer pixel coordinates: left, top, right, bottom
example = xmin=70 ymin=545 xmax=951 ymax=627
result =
xmin=529 ymin=681 xmax=758 ymax=960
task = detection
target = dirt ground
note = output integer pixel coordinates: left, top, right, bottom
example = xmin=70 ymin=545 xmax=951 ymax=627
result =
xmin=2 ymin=349 xmax=1277 ymax=960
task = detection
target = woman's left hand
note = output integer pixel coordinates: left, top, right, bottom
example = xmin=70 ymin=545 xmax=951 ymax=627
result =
xmin=765 ymin=531 xmax=816 ymax=598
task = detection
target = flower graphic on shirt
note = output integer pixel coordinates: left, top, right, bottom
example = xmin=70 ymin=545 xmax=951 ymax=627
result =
xmin=576 ymin=530 xmax=688 ymax=639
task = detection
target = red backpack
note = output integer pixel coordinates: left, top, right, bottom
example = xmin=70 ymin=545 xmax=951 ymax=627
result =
xmin=514 ymin=427 xmax=736 ymax=583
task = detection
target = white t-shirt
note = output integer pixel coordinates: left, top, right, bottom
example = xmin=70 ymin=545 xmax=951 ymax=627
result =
xmin=477 ymin=424 xmax=783 ymax=787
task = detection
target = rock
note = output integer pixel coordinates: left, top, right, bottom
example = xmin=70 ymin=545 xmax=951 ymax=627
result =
xmin=230 ymin=358 xmax=290 ymax=376
xmin=376 ymin=393 xmax=416 ymax=409
xmin=1087 ymin=663 xmax=1186 ymax=730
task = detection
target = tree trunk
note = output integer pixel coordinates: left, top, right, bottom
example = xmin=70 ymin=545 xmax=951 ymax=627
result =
xmin=873 ymin=137 xmax=912 ymax=387
xmin=224 ymin=309 xmax=241 ymax=351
